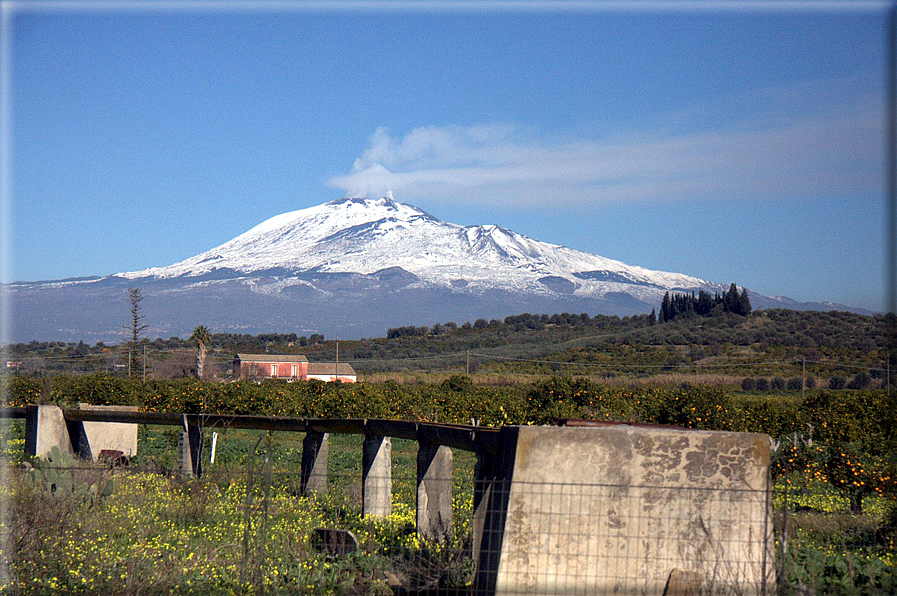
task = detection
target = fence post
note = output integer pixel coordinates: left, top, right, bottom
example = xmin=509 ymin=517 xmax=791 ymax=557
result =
xmin=24 ymin=405 xmax=73 ymax=459
xmin=362 ymin=425 xmax=391 ymax=517
xmin=178 ymin=431 xmax=192 ymax=477
xmin=189 ymin=423 xmax=203 ymax=477
xmin=300 ymin=430 xmax=329 ymax=496
xmin=416 ymin=442 xmax=453 ymax=540
xmin=179 ymin=416 xmax=203 ymax=478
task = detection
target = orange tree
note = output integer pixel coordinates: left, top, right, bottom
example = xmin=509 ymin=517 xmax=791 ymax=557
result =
xmin=798 ymin=390 xmax=897 ymax=513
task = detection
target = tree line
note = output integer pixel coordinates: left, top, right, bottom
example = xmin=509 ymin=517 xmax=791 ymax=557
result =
xmin=657 ymin=283 xmax=752 ymax=323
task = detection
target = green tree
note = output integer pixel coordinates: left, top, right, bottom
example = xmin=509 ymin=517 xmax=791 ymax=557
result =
xmin=660 ymin=292 xmax=671 ymax=323
xmin=738 ymin=288 xmax=752 ymax=316
xmin=72 ymin=341 xmax=89 ymax=358
xmin=799 ymin=390 xmax=897 ymax=513
xmin=723 ymin=283 xmax=740 ymax=314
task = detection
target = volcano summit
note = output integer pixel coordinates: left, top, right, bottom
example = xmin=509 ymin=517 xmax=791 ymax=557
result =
xmin=9 ymin=197 xmax=859 ymax=342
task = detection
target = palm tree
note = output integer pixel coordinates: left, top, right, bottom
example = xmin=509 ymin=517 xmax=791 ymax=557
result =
xmin=191 ymin=325 xmax=212 ymax=380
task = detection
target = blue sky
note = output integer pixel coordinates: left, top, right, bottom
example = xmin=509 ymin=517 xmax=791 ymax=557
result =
xmin=4 ymin=1 xmax=892 ymax=312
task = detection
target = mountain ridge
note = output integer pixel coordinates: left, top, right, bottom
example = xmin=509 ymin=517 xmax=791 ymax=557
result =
xmin=7 ymin=197 xmax=873 ymax=342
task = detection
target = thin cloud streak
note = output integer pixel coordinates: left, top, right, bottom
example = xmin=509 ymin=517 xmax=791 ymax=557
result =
xmin=328 ymin=96 xmax=882 ymax=207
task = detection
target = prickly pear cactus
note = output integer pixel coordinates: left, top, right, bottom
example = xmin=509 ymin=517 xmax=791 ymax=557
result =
xmin=23 ymin=445 xmax=114 ymax=504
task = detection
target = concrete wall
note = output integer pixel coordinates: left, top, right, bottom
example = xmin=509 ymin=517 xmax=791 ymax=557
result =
xmin=25 ymin=404 xmax=138 ymax=461
xmin=477 ymin=425 xmax=774 ymax=596
xmin=76 ymin=404 xmax=139 ymax=459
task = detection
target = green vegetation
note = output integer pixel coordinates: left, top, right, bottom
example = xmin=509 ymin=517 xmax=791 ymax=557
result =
xmin=5 ymin=309 xmax=892 ymax=384
xmin=2 ymin=422 xmax=476 ymax=595
xmin=3 ymin=306 xmax=896 ymax=593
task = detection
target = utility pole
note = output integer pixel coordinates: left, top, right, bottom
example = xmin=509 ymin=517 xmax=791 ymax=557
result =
xmin=335 ymin=335 xmax=339 ymax=382
xmin=801 ymin=357 xmax=805 ymax=400
xmin=466 ymin=350 xmax=470 ymax=376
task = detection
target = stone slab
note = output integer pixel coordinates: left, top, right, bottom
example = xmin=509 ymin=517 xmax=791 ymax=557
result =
xmin=417 ymin=443 xmax=453 ymax=540
xmin=77 ymin=403 xmax=139 ymax=460
xmin=24 ymin=405 xmax=73 ymax=458
xmin=482 ymin=425 xmax=774 ymax=596
xmin=363 ymin=434 xmax=392 ymax=517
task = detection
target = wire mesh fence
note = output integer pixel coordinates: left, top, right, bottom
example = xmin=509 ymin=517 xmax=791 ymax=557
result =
xmin=2 ymin=419 xmax=895 ymax=595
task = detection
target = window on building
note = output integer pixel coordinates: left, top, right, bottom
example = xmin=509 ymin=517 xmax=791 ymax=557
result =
xmin=291 ymin=364 xmax=298 ymax=377
xmin=272 ymin=364 xmax=278 ymax=377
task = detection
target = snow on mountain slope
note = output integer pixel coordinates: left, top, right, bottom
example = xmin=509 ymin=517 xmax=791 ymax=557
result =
xmin=121 ymin=196 xmax=715 ymax=301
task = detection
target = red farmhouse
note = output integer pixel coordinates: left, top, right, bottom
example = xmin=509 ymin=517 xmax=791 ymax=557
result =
xmin=233 ymin=354 xmax=308 ymax=380
xmin=232 ymin=354 xmax=357 ymax=383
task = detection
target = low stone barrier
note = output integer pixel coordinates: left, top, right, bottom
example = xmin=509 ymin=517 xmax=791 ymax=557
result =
xmin=472 ymin=424 xmax=775 ymax=596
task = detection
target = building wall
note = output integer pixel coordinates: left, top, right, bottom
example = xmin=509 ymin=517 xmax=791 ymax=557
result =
xmin=237 ymin=361 xmax=308 ymax=380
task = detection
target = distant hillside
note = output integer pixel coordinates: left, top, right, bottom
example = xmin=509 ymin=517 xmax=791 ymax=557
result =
xmin=7 ymin=308 xmax=892 ymax=382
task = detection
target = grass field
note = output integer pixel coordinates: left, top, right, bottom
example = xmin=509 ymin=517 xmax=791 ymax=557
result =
xmin=3 ymin=415 xmax=896 ymax=595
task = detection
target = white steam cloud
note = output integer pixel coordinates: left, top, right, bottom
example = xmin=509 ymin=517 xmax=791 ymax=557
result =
xmin=328 ymin=86 xmax=881 ymax=206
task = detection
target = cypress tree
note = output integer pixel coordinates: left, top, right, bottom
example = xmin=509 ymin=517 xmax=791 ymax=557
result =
xmin=660 ymin=292 xmax=671 ymax=322
xmin=723 ymin=283 xmax=740 ymax=313
xmin=739 ymin=288 xmax=752 ymax=316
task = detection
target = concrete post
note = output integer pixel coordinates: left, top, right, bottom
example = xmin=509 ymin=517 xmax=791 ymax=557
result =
xmin=188 ymin=424 xmax=203 ymax=477
xmin=24 ymin=405 xmax=73 ymax=458
xmin=178 ymin=432 xmax=193 ymax=477
xmin=362 ymin=431 xmax=391 ymax=517
xmin=416 ymin=442 xmax=452 ymax=540
xmin=300 ymin=431 xmax=329 ymax=496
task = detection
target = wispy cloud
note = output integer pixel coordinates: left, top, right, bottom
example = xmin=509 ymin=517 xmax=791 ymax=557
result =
xmin=327 ymin=86 xmax=882 ymax=206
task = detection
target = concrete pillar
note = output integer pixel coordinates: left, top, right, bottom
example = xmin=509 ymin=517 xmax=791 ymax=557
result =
xmin=416 ymin=442 xmax=453 ymax=540
xmin=300 ymin=431 xmax=329 ymax=496
xmin=24 ymin=405 xmax=73 ymax=458
xmin=178 ymin=432 xmax=193 ymax=477
xmin=188 ymin=424 xmax=203 ymax=477
xmin=362 ymin=432 xmax=391 ymax=517
xmin=178 ymin=422 xmax=203 ymax=478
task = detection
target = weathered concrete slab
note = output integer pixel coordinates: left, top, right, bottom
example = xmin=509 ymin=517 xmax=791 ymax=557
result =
xmin=301 ymin=431 xmax=329 ymax=495
xmin=362 ymin=433 xmax=391 ymax=517
xmin=178 ymin=431 xmax=193 ymax=477
xmin=417 ymin=443 xmax=452 ymax=540
xmin=76 ymin=403 xmax=138 ymax=460
xmin=477 ymin=425 xmax=774 ymax=596
xmin=24 ymin=405 xmax=73 ymax=458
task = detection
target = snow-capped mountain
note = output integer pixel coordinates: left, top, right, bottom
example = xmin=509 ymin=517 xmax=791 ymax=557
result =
xmin=8 ymin=197 xmax=868 ymax=342
xmin=121 ymin=196 xmax=715 ymax=303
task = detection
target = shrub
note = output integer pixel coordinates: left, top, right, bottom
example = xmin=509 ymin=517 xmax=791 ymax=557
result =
xmin=653 ymin=385 xmax=740 ymax=431
xmin=770 ymin=376 xmax=786 ymax=391
xmin=786 ymin=377 xmax=803 ymax=391
xmin=741 ymin=377 xmax=757 ymax=391
xmin=847 ymin=371 xmax=872 ymax=390
xmin=756 ymin=378 xmax=770 ymax=391
xmin=805 ymin=376 xmax=816 ymax=389
xmin=829 ymin=376 xmax=847 ymax=390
